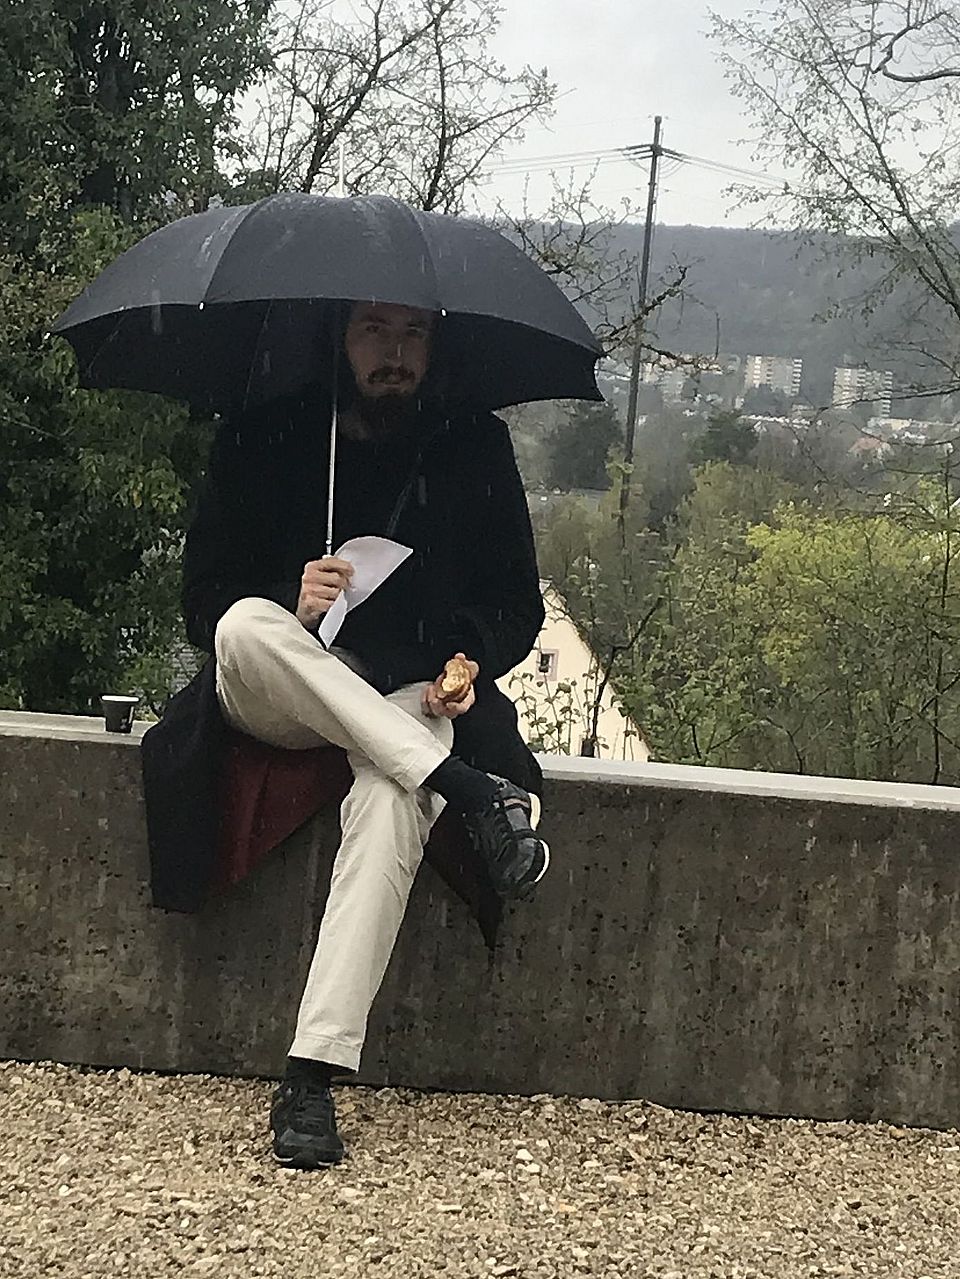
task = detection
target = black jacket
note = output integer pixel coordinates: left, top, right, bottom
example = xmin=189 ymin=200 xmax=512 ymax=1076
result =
xmin=141 ymin=389 xmax=545 ymax=932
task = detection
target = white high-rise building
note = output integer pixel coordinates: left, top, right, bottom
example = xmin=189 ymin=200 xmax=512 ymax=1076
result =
xmin=833 ymin=367 xmax=894 ymax=415
xmin=744 ymin=354 xmax=803 ymax=399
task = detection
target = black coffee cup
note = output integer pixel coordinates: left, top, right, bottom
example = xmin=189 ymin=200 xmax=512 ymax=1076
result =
xmin=101 ymin=694 xmax=140 ymax=733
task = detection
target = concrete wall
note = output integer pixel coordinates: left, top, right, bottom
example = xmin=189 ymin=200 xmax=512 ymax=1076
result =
xmin=3 ymin=711 xmax=960 ymax=1128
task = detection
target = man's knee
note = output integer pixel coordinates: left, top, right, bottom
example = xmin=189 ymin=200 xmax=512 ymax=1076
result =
xmin=215 ymin=597 xmax=288 ymax=670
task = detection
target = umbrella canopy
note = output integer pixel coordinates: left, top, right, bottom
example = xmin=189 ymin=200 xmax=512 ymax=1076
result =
xmin=51 ymin=193 xmax=602 ymax=414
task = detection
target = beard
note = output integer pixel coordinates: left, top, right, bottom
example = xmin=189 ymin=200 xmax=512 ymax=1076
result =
xmin=356 ymin=389 xmax=421 ymax=435
xmin=350 ymin=366 xmax=425 ymax=438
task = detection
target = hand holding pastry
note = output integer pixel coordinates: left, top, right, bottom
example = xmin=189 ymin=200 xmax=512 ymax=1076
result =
xmin=423 ymin=653 xmax=480 ymax=719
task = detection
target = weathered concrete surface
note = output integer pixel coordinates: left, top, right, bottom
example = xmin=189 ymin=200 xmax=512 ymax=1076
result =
xmin=3 ymin=711 xmax=960 ymax=1128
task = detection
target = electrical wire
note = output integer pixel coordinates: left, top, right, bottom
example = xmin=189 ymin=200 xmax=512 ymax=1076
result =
xmin=487 ymin=144 xmax=651 ymax=173
xmin=661 ymin=147 xmax=794 ymax=188
xmin=481 ymin=153 xmax=653 ymax=182
xmin=487 ymin=143 xmax=792 ymax=191
xmin=484 ymin=138 xmax=799 ymax=206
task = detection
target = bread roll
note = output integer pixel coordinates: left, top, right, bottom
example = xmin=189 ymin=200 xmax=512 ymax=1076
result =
xmin=438 ymin=656 xmax=472 ymax=702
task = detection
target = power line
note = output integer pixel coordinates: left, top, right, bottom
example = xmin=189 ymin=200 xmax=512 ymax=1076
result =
xmin=660 ymin=147 xmax=793 ymax=188
xmin=486 ymin=140 xmax=792 ymax=190
xmin=488 ymin=145 xmax=650 ymax=174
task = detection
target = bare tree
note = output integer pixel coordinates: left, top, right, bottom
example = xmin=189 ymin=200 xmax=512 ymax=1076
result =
xmin=239 ymin=0 xmax=553 ymax=211
xmin=492 ymin=168 xmax=690 ymax=354
xmin=711 ymin=0 xmax=960 ymax=394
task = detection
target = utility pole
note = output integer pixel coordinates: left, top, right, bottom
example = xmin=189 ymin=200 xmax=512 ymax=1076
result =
xmin=618 ymin=115 xmax=663 ymax=543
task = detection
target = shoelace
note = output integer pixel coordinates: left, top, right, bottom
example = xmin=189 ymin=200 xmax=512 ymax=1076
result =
xmin=285 ymin=1083 xmax=335 ymax=1129
xmin=486 ymin=793 xmax=535 ymax=870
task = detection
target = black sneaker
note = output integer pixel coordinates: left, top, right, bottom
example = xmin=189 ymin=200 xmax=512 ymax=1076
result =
xmin=270 ymin=1081 xmax=345 ymax=1168
xmin=463 ymin=776 xmax=550 ymax=899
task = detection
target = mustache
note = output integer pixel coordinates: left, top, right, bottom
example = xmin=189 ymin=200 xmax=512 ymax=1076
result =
xmin=367 ymin=367 xmax=416 ymax=385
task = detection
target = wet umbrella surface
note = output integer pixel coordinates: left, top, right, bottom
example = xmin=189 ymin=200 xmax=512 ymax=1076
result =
xmin=51 ymin=193 xmax=602 ymax=416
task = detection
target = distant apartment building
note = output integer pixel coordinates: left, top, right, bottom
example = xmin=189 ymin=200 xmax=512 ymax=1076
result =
xmin=640 ymin=360 xmax=689 ymax=403
xmin=743 ymin=354 xmax=803 ymax=399
xmin=833 ymin=367 xmax=894 ymax=415
xmin=641 ymin=354 xmax=732 ymax=404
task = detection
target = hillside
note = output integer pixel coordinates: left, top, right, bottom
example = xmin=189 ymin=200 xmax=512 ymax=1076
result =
xmin=591 ymin=222 xmax=946 ymax=409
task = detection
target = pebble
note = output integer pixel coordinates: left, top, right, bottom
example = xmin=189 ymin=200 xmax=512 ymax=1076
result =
xmin=2 ymin=1060 xmax=959 ymax=1278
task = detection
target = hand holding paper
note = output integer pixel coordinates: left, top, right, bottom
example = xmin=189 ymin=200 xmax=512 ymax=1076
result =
xmin=316 ymin=536 xmax=413 ymax=648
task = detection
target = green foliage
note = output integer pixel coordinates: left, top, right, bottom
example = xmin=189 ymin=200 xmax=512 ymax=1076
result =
xmin=536 ymin=446 xmax=960 ymax=784
xmin=0 ymin=210 xmax=212 ymax=712
xmin=0 ymin=1 xmax=267 ymax=712
xmin=678 ymin=460 xmax=802 ymax=539
xmin=0 ymin=0 xmax=270 ymax=239
xmin=545 ymin=401 xmax=623 ymax=492
xmin=693 ymin=411 xmax=758 ymax=467
xmin=744 ymin=508 xmax=948 ymax=778
xmin=629 ymin=409 xmax=703 ymax=531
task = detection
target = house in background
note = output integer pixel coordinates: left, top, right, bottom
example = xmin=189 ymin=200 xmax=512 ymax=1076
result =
xmin=497 ymin=582 xmax=649 ymax=762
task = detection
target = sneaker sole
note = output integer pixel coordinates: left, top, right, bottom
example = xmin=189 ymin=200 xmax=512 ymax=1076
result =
xmin=529 ymin=792 xmax=542 ymax=829
xmin=273 ymin=1148 xmax=344 ymax=1169
xmin=527 ymin=794 xmax=549 ymax=884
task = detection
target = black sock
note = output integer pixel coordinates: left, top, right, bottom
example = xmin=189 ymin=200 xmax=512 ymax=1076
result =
xmin=423 ymin=756 xmax=498 ymax=815
xmin=284 ymin=1056 xmax=334 ymax=1088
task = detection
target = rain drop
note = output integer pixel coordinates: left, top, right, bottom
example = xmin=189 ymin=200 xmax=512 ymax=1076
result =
xmin=198 ymin=301 xmax=205 ymax=311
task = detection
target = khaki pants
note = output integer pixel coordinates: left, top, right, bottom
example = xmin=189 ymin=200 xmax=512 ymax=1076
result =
xmin=215 ymin=597 xmax=454 ymax=1072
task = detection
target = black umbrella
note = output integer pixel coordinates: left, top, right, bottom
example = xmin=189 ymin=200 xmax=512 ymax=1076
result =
xmin=52 ymin=192 xmax=603 ymax=550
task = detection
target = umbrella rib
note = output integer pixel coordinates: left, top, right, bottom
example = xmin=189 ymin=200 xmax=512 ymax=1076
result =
xmin=387 ymin=198 xmax=441 ymax=313
xmin=203 ymin=196 xmax=277 ymax=305
xmin=239 ymin=297 xmax=277 ymax=415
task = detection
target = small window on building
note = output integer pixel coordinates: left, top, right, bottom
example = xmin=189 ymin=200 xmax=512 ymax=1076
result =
xmin=536 ymin=649 xmax=559 ymax=680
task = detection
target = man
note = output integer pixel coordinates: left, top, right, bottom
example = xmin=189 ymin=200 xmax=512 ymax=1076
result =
xmin=177 ymin=299 xmax=548 ymax=1169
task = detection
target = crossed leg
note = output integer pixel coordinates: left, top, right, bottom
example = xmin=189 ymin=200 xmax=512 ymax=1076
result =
xmin=214 ymin=597 xmax=454 ymax=1071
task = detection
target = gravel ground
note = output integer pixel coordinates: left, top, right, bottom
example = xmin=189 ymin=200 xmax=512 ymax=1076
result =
xmin=1 ymin=1062 xmax=959 ymax=1278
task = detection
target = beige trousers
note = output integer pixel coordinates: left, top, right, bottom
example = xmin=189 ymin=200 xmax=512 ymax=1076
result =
xmin=214 ymin=597 xmax=454 ymax=1072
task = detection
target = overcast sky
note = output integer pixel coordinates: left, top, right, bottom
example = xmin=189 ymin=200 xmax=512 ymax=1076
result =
xmin=477 ymin=0 xmax=766 ymax=227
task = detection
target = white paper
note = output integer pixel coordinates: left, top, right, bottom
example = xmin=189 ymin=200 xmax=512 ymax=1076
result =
xmin=317 ymin=535 xmax=413 ymax=648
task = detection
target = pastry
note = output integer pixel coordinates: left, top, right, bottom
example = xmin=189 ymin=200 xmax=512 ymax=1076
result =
xmin=438 ymin=655 xmax=473 ymax=702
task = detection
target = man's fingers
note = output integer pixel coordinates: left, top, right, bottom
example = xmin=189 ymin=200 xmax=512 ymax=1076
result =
xmin=303 ymin=558 xmax=354 ymax=589
xmin=424 ymin=679 xmax=475 ymax=719
xmin=307 ymin=556 xmax=354 ymax=576
xmin=304 ymin=569 xmax=351 ymax=590
xmin=446 ymin=685 xmax=476 ymax=716
xmin=423 ymin=684 xmax=444 ymax=717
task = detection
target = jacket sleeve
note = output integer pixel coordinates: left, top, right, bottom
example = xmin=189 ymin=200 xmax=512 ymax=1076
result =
xmin=443 ymin=417 xmax=545 ymax=681
xmin=181 ymin=419 xmax=300 ymax=654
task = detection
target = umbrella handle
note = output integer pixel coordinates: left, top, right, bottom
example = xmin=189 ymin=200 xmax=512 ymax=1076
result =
xmin=325 ymin=317 xmax=340 ymax=558
xmin=325 ymin=393 xmax=337 ymax=558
